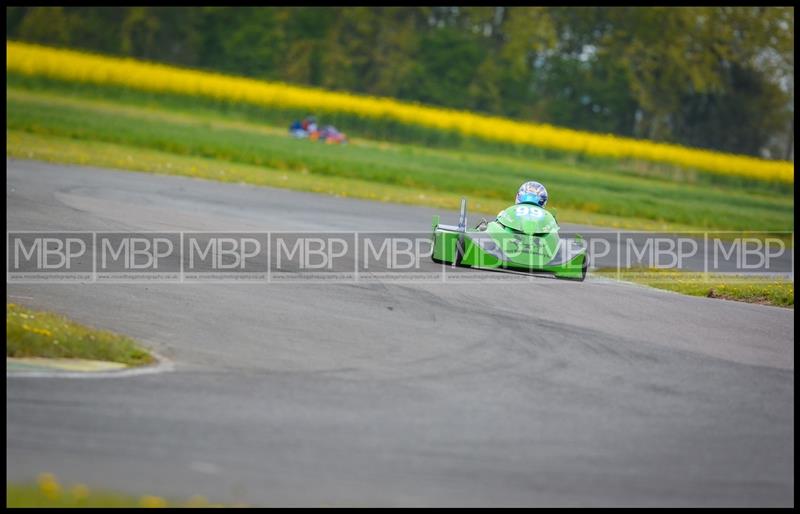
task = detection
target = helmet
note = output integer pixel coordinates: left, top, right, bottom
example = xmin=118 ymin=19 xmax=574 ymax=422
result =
xmin=515 ymin=181 xmax=548 ymax=207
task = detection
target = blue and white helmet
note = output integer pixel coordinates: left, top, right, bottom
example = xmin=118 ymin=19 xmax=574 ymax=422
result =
xmin=515 ymin=181 xmax=548 ymax=207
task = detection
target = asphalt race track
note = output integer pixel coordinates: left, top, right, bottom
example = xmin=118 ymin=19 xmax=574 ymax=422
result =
xmin=6 ymin=159 xmax=794 ymax=507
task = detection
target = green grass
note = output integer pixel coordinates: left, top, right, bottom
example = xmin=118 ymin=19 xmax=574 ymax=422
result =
xmin=15 ymin=72 xmax=787 ymax=192
xmin=594 ymin=269 xmax=794 ymax=308
xmin=7 ymin=473 xmax=237 ymax=507
xmin=8 ymin=74 xmax=793 ymax=196
xmin=6 ymin=303 xmax=154 ymax=366
xmin=6 ymin=84 xmax=794 ymax=232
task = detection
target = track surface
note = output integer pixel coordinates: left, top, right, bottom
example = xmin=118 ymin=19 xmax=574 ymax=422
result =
xmin=6 ymin=160 xmax=794 ymax=506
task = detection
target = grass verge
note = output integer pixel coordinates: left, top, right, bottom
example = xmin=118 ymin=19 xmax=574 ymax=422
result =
xmin=594 ymin=269 xmax=794 ymax=308
xmin=7 ymin=303 xmax=154 ymax=366
xmin=10 ymin=73 xmax=792 ymax=194
xmin=7 ymin=130 xmax=707 ymax=231
xmin=6 ymin=86 xmax=794 ymax=232
xmin=7 ymin=473 xmax=237 ymax=507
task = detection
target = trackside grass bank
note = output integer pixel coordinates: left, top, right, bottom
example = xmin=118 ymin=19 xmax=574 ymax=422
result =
xmin=6 ymin=304 xmax=154 ymax=366
xmin=6 ymin=87 xmax=794 ymax=232
xmin=8 ymin=73 xmax=792 ymax=195
xmin=7 ymin=130 xmax=709 ymax=232
xmin=593 ymin=269 xmax=794 ymax=308
xmin=7 ymin=41 xmax=793 ymax=184
xmin=7 ymin=473 xmax=239 ymax=507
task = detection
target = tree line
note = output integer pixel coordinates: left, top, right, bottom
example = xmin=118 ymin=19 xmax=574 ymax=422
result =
xmin=6 ymin=6 xmax=794 ymax=159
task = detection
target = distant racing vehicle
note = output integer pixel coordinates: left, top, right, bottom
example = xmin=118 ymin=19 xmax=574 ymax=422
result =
xmin=289 ymin=119 xmax=348 ymax=144
xmin=315 ymin=125 xmax=348 ymax=144
xmin=431 ymin=183 xmax=588 ymax=281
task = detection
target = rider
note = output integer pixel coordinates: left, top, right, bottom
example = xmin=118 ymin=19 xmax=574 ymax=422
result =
xmin=515 ymin=180 xmax=548 ymax=208
xmin=478 ymin=180 xmax=550 ymax=231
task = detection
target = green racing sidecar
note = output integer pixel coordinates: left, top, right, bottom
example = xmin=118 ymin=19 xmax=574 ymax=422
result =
xmin=431 ymin=199 xmax=588 ymax=281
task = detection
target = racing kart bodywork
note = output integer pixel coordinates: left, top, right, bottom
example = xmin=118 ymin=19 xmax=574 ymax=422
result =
xmin=431 ymin=199 xmax=588 ymax=281
xmin=289 ymin=121 xmax=348 ymax=144
xmin=317 ymin=125 xmax=348 ymax=144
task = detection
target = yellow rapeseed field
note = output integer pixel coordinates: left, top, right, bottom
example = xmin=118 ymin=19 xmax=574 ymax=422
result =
xmin=6 ymin=41 xmax=794 ymax=183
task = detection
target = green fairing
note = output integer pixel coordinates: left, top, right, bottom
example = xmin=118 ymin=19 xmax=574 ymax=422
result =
xmin=432 ymin=202 xmax=588 ymax=281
